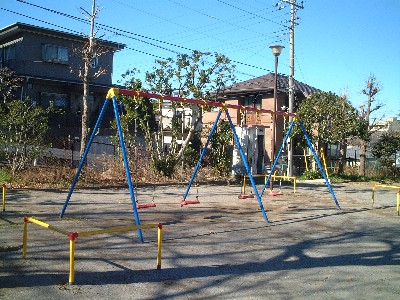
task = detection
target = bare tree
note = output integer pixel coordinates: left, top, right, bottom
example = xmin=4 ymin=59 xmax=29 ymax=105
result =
xmin=358 ymin=74 xmax=383 ymax=176
xmin=70 ymin=0 xmax=108 ymax=158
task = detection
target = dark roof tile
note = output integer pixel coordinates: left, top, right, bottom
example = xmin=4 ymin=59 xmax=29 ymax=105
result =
xmin=227 ymin=73 xmax=320 ymax=97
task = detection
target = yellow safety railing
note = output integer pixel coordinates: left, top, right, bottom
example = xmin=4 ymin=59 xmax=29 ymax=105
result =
xmin=271 ymin=173 xmax=297 ymax=193
xmin=303 ymin=149 xmax=330 ymax=179
xmin=304 ymin=148 xmax=309 ymax=171
xmin=241 ymin=172 xmax=297 ymax=195
xmin=23 ymin=217 xmax=163 ymax=284
xmin=320 ymin=149 xmax=329 ymax=179
xmin=371 ymin=184 xmax=400 ymax=216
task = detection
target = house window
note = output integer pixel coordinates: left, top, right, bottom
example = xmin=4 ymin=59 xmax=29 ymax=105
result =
xmin=243 ymin=95 xmax=262 ymax=109
xmin=0 ymin=44 xmax=15 ymax=67
xmin=41 ymin=92 xmax=69 ymax=110
xmin=42 ymin=44 xmax=69 ymax=64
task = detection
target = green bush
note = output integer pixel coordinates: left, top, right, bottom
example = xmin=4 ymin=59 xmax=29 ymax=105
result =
xmin=300 ymin=169 xmax=323 ymax=180
xmin=0 ymin=168 xmax=11 ymax=183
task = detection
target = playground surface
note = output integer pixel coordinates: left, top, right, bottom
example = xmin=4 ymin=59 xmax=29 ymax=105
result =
xmin=1 ymin=181 xmax=399 ymax=299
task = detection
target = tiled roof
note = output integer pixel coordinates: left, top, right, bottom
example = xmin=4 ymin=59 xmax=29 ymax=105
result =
xmin=226 ymin=73 xmax=320 ymax=97
xmin=0 ymin=22 xmax=125 ymax=50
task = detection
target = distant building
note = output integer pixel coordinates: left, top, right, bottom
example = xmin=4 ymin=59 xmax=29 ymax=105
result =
xmin=347 ymin=117 xmax=400 ymax=165
xmin=203 ymin=73 xmax=320 ymax=175
xmin=373 ymin=117 xmax=400 ymax=133
xmin=160 ymin=101 xmax=201 ymax=146
xmin=0 ymin=22 xmax=125 ymax=145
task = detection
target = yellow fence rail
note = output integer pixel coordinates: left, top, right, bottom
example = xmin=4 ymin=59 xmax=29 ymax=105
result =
xmin=241 ymin=173 xmax=297 ymax=195
xmin=23 ymin=216 xmax=163 ymax=284
xmin=371 ymin=184 xmax=400 ymax=216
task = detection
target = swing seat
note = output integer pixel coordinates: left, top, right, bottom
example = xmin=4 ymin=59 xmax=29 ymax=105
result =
xmin=136 ymin=203 xmax=157 ymax=209
xmin=238 ymin=194 xmax=255 ymax=199
xmin=180 ymin=199 xmax=200 ymax=206
xmin=268 ymin=190 xmax=283 ymax=196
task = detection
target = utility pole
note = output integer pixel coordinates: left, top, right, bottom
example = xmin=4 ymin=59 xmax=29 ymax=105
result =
xmin=281 ymin=0 xmax=303 ymax=176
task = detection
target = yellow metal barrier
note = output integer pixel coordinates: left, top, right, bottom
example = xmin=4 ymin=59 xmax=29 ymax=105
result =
xmin=320 ymin=149 xmax=329 ymax=180
xmin=2 ymin=184 xmax=6 ymax=212
xmin=271 ymin=174 xmax=297 ymax=193
xmin=23 ymin=216 xmax=163 ymax=284
xmin=371 ymin=184 xmax=400 ymax=216
xmin=241 ymin=173 xmax=297 ymax=195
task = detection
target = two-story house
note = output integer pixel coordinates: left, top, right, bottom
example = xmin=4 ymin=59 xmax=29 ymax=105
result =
xmin=0 ymin=22 xmax=125 ymax=148
xmin=203 ymin=73 xmax=319 ymax=175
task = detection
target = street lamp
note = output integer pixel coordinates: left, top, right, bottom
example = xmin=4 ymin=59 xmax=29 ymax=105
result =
xmin=269 ymin=45 xmax=284 ymax=194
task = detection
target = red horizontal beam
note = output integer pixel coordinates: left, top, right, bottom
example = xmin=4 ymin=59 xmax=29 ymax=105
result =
xmin=117 ymin=89 xmax=295 ymax=117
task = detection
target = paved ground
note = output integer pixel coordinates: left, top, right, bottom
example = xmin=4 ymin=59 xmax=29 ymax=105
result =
xmin=0 ymin=181 xmax=399 ymax=299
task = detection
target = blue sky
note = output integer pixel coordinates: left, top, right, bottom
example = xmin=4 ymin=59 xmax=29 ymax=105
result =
xmin=1 ymin=0 xmax=399 ymax=119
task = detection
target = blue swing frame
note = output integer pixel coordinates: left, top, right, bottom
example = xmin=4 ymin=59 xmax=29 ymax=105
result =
xmin=60 ymin=95 xmax=144 ymax=243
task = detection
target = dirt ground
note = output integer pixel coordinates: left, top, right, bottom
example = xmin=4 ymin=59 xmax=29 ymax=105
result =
xmin=0 ymin=180 xmax=399 ymax=299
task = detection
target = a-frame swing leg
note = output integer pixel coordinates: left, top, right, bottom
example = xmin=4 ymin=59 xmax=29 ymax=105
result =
xmin=225 ymin=110 xmax=269 ymax=222
xmin=298 ymin=120 xmax=341 ymax=209
xmin=59 ymin=96 xmax=144 ymax=243
xmin=261 ymin=119 xmax=296 ymax=197
xmin=112 ymin=96 xmax=144 ymax=241
xmin=181 ymin=110 xmax=222 ymax=205
xmin=60 ymin=98 xmax=110 ymax=218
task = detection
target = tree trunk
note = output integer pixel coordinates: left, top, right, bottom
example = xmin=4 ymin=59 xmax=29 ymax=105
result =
xmin=338 ymin=141 xmax=347 ymax=175
xmin=359 ymin=139 xmax=367 ymax=176
xmin=80 ymin=64 xmax=90 ymax=159
xmin=79 ymin=0 xmax=96 ymax=160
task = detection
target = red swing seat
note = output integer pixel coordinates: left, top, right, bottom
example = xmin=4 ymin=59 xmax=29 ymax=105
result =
xmin=238 ymin=194 xmax=255 ymax=199
xmin=136 ymin=203 xmax=157 ymax=209
xmin=180 ymin=199 xmax=200 ymax=206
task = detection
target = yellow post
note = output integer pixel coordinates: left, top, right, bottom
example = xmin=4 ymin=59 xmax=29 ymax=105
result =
xmin=320 ymin=149 xmax=329 ymax=179
xmin=157 ymin=223 xmax=162 ymax=270
xmin=372 ymin=185 xmax=375 ymax=206
xmin=69 ymin=232 xmax=78 ymax=285
xmin=2 ymin=184 xmax=5 ymax=212
xmin=23 ymin=217 xmax=28 ymax=258
xmin=304 ymin=149 xmax=309 ymax=171
xmin=293 ymin=178 xmax=297 ymax=193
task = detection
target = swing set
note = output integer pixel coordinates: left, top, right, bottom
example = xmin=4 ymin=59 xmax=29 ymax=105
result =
xmin=59 ymin=88 xmax=341 ymax=242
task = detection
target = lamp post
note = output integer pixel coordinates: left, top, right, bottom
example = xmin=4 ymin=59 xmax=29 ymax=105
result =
xmin=269 ymin=45 xmax=284 ymax=193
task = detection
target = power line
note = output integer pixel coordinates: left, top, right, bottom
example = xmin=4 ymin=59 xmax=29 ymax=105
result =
xmin=217 ymin=0 xmax=290 ymax=29
xmin=0 ymin=7 xmax=170 ymax=60
xmin=166 ymin=0 xmax=285 ymax=39
xmin=108 ymin=0 xmax=284 ymax=60
xmin=12 ymin=0 xmax=275 ymax=73
xmin=0 ymin=7 xmax=83 ymax=35
xmin=1 ymin=6 xmax=272 ymax=75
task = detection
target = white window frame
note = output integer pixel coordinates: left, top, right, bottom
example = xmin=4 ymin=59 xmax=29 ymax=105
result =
xmin=42 ymin=44 xmax=69 ymax=64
